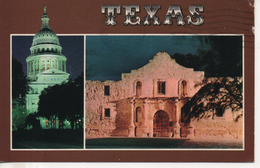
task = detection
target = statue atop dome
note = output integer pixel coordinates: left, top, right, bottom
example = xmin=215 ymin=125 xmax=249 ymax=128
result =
xmin=41 ymin=6 xmax=50 ymax=29
xmin=44 ymin=6 xmax=47 ymax=14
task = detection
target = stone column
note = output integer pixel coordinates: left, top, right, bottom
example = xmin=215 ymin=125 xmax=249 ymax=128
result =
xmin=128 ymin=98 xmax=135 ymax=137
xmin=37 ymin=59 xmax=39 ymax=73
xmin=143 ymin=100 xmax=148 ymax=127
xmin=173 ymin=100 xmax=181 ymax=138
xmin=57 ymin=59 xmax=60 ymax=70
xmin=30 ymin=61 xmax=32 ymax=74
xmin=45 ymin=58 xmax=47 ymax=70
xmin=33 ymin=61 xmax=35 ymax=74
xmin=27 ymin=62 xmax=29 ymax=75
xmin=64 ymin=61 xmax=66 ymax=72
xmin=141 ymin=100 xmax=148 ymax=137
xmin=39 ymin=59 xmax=41 ymax=71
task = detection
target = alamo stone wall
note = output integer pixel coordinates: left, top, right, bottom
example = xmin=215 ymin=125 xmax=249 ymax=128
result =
xmin=85 ymin=80 xmax=119 ymax=138
xmin=111 ymin=99 xmax=132 ymax=136
xmin=193 ymin=109 xmax=243 ymax=139
xmin=193 ymin=118 xmax=243 ymax=139
xmin=85 ymin=52 xmax=243 ymax=139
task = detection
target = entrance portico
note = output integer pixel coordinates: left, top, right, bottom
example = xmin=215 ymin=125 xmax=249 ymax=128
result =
xmin=128 ymin=97 xmax=184 ymax=138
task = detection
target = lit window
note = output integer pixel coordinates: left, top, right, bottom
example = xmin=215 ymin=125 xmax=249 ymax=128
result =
xmin=58 ymin=120 xmax=62 ymax=126
xmin=158 ymin=81 xmax=166 ymax=94
xmin=105 ymin=108 xmax=110 ymax=117
xmin=104 ymin=86 xmax=110 ymax=96
xmin=46 ymin=120 xmax=48 ymax=127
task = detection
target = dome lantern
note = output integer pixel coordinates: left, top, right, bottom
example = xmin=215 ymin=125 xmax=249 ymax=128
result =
xmin=41 ymin=6 xmax=50 ymax=29
xmin=30 ymin=6 xmax=61 ymax=51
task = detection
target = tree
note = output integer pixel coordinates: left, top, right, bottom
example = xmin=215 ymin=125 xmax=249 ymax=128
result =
xmin=37 ymin=73 xmax=84 ymax=129
xmin=67 ymin=72 xmax=84 ymax=129
xmin=170 ymin=36 xmax=243 ymax=122
xmin=24 ymin=112 xmax=41 ymax=129
xmin=86 ymin=50 xmax=96 ymax=79
xmin=195 ymin=36 xmax=242 ymax=77
xmin=12 ymin=105 xmax=28 ymax=130
xmin=12 ymin=58 xmax=30 ymax=105
xmin=12 ymin=58 xmax=30 ymax=130
xmin=181 ymin=77 xmax=243 ymax=124
xmin=171 ymin=36 xmax=242 ymax=77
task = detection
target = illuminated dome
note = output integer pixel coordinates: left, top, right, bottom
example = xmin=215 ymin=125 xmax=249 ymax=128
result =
xmin=26 ymin=7 xmax=68 ymax=81
xmin=32 ymin=28 xmax=60 ymax=46
xmin=29 ymin=6 xmax=62 ymax=55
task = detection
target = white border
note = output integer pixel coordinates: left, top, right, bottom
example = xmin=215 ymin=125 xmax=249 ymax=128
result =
xmin=10 ymin=34 xmax=86 ymax=151
xmin=83 ymin=34 xmax=245 ymax=151
xmin=11 ymin=34 xmax=245 ymax=152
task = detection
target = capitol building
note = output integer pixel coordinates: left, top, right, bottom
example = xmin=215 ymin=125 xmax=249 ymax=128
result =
xmin=26 ymin=7 xmax=70 ymax=129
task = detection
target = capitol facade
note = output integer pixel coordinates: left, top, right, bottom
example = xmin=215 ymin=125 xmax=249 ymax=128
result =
xmin=26 ymin=7 xmax=70 ymax=129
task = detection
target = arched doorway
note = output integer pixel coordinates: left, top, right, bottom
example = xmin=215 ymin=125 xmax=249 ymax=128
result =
xmin=153 ymin=110 xmax=169 ymax=137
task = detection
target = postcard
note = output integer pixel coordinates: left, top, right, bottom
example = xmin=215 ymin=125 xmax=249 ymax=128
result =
xmin=0 ymin=0 xmax=254 ymax=162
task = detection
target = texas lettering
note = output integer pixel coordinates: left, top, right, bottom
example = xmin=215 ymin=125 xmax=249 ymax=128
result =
xmin=101 ymin=5 xmax=204 ymax=26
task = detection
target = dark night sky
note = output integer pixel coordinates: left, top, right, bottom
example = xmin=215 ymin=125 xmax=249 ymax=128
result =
xmin=86 ymin=35 xmax=242 ymax=81
xmin=12 ymin=35 xmax=84 ymax=80
xmin=86 ymin=35 xmax=211 ymax=81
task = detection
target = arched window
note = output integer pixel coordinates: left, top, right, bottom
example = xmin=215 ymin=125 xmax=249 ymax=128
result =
xmin=136 ymin=81 xmax=142 ymax=96
xmin=181 ymin=80 xmax=187 ymax=96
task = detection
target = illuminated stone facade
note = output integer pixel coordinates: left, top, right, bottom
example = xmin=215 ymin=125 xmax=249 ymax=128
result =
xmin=85 ymin=52 xmax=243 ymax=139
xmin=26 ymin=7 xmax=70 ymax=129
xmin=86 ymin=52 xmax=201 ymax=138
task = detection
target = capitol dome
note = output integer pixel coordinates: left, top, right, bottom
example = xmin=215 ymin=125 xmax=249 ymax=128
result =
xmin=32 ymin=28 xmax=60 ymax=47
xmin=26 ymin=7 xmax=68 ymax=81
xmin=29 ymin=6 xmax=62 ymax=55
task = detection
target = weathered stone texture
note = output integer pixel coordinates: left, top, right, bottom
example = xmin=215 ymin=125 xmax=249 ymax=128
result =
xmin=193 ymin=117 xmax=243 ymax=139
xmin=85 ymin=52 xmax=243 ymax=140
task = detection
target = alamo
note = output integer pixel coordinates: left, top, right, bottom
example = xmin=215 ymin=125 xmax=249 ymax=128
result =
xmin=85 ymin=52 xmax=243 ymax=139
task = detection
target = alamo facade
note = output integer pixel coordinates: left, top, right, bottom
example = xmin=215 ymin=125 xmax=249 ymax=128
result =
xmin=85 ymin=52 xmax=243 ymax=139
